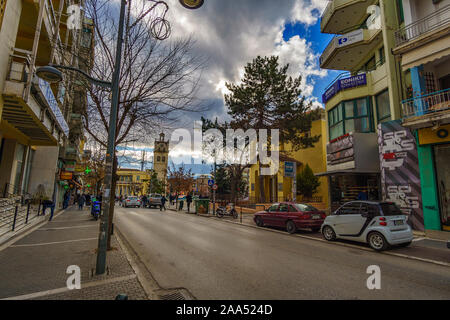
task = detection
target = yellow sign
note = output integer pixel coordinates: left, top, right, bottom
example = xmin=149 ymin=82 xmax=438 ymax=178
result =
xmin=418 ymin=124 xmax=450 ymax=145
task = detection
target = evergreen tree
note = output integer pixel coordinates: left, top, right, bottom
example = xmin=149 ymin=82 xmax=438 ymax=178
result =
xmin=296 ymin=164 xmax=320 ymax=199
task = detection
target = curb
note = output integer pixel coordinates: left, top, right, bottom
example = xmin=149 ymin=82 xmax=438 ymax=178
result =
xmin=170 ymin=210 xmax=450 ymax=268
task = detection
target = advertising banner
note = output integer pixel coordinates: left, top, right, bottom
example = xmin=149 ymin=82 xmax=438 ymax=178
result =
xmin=378 ymin=120 xmax=424 ymax=231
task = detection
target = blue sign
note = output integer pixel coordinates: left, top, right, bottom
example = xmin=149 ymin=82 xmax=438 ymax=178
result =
xmin=284 ymin=162 xmax=295 ymax=178
xmin=208 ymin=179 xmax=215 ymax=186
xmin=322 ymin=74 xmax=367 ymax=104
xmin=39 ymin=78 xmax=69 ymax=137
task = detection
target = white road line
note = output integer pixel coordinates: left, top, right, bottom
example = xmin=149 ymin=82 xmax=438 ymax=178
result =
xmin=1 ymin=274 xmax=137 ymax=300
xmin=412 ymin=237 xmax=426 ymax=242
xmin=10 ymin=238 xmax=97 ymax=247
xmin=38 ymin=225 xmax=97 ymax=231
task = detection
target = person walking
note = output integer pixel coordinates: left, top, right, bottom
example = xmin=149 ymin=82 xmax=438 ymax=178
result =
xmin=186 ymin=193 xmax=193 ymax=213
xmin=62 ymin=191 xmax=70 ymax=209
xmin=42 ymin=199 xmax=55 ymax=221
xmin=160 ymin=195 xmax=167 ymax=211
xmin=78 ymin=194 xmax=85 ymax=210
xmin=142 ymin=194 xmax=148 ymax=208
xmin=178 ymin=195 xmax=184 ymax=212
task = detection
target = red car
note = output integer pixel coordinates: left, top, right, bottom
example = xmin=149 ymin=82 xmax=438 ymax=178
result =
xmin=254 ymin=202 xmax=326 ymax=234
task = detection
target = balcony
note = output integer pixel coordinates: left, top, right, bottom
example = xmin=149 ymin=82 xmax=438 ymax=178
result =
xmin=402 ymin=89 xmax=450 ymax=129
xmin=2 ymin=49 xmax=68 ymax=145
xmin=320 ymin=28 xmax=382 ymax=71
xmin=395 ymin=5 xmax=450 ymax=48
xmin=321 ymin=0 xmax=377 ymax=34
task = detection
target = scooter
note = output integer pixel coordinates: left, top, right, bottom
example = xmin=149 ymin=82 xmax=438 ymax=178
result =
xmin=216 ymin=203 xmax=238 ymax=219
xmin=91 ymin=201 xmax=101 ymax=220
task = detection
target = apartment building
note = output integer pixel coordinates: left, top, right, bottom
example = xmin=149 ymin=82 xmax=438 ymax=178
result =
xmin=0 ymin=0 xmax=93 ymax=209
xmin=393 ymin=0 xmax=450 ymax=234
xmin=318 ymin=1 xmax=427 ymax=230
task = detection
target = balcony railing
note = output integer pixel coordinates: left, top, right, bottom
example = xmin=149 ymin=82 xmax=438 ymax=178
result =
xmin=395 ymin=5 xmax=450 ymax=47
xmin=402 ymin=89 xmax=450 ymax=118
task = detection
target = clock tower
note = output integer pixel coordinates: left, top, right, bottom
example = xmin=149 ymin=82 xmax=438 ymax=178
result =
xmin=153 ymin=133 xmax=169 ymax=187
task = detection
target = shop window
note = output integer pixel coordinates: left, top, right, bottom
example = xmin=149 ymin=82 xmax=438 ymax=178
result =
xmin=376 ymin=90 xmax=391 ymax=123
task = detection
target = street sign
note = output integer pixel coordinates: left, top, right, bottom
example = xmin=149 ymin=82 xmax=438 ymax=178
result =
xmin=208 ymin=179 xmax=215 ymax=187
xmin=284 ymin=162 xmax=295 ymax=177
xmin=212 ymin=184 xmax=218 ymax=191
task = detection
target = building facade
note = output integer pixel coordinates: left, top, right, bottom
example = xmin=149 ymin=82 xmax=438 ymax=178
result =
xmin=393 ymin=0 xmax=450 ymax=233
xmin=248 ymin=111 xmax=329 ymax=208
xmin=116 ymin=169 xmax=152 ymax=197
xmin=319 ymin=1 xmax=414 ymax=214
xmin=0 ymin=0 xmax=91 ymax=209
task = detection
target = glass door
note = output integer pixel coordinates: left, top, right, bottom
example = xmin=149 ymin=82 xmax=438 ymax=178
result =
xmin=434 ymin=144 xmax=450 ymax=231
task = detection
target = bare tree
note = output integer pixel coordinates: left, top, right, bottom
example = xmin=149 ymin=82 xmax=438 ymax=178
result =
xmin=55 ymin=0 xmax=207 ymax=248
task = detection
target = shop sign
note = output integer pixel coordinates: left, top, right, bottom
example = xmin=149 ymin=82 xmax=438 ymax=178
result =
xmin=60 ymin=171 xmax=73 ymax=180
xmin=322 ymin=74 xmax=367 ymax=103
xmin=75 ymin=164 xmax=85 ymax=172
xmin=378 ymin=120 xmax=424 ymax=231
xmin=65 ymin=162 xmax=76 ymax=172
xmin=336 ymin=29 xmax=364 ymax=47
xmin=418 ymin=124 xmax=450 ymax=145
xmin=327 ymin=133 xmax=355 ymax=165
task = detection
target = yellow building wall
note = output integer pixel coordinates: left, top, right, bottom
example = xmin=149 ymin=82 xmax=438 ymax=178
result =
xmin=249 ymin=117 xmax=329 ymax=206
xmin=116 ymin=170 xmax=151 ymax=196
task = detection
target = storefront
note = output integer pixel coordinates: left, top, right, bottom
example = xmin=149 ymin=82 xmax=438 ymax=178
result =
xmin=417 ymin=124 xmax=450 ymax=232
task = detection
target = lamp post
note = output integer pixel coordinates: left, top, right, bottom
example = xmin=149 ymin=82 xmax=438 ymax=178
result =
xmin=37 ymin=0 xmax=205 ymax=275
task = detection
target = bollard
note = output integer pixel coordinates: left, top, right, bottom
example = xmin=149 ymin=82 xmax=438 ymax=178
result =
xmin=12 ymin=205 xmax=18 ymax=231
xmin=240 ymin=206 xmax=242 ymax=224
xmin=25 ymin=202 xmax=30 ymax=224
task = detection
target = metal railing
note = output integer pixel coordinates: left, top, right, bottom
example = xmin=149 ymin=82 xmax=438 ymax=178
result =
xmin=0 ymin=199 xmax=42 ymax=238
xmin=402 ymin=88 xmax=450 ymax=118
xmin=395 ymin=5 xmax=450 ymax=47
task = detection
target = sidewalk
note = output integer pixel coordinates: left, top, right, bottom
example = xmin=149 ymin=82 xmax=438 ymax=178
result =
xmin=0 ymin=206 xmax=148 ymax=300
xmin=169 ymin=205 xmax=450 ymax=266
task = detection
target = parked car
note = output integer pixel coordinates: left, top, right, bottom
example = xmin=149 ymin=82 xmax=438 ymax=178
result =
xmin=254 ymin=202 xmax=326 ymax=234
xmin=321 ymin=201 xmax=414 ymax=251
xmin=122 ymin=196 xmax=141 ymax=208
xmin=148 ymin=193 xmax=162 ymax=208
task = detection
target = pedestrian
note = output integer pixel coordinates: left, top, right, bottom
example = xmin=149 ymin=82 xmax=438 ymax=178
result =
xmin=42 ymin=199 xmax=55 ymax=221
xmin=78 ymin=194 xmax=85 ymax=210
xmin=63 ymin=191 xmax=70 ymax=209
xmin=186 ymin=193 xmax=193 ymax=213
xmin=178 ymin=196 xmax=184 ymax=211
xmin=85 ymin=193 xmax=91 ymax=206
xmin=160 ymin=195 xmax=167 ymax=211
xmin=142 ymin=194 xmax=148 ymax=208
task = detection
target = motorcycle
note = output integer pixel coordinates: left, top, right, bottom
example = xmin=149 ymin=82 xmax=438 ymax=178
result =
xmin=216 ymin=203 xmax=238 ymax=219
xmin=91 ymin=201 xmax=101 ymax=220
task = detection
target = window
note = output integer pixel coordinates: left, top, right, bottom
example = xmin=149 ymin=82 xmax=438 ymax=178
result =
xmin=162 ymin=156 xmax=165 ymax=162
xmin=376 ymin=90 xmax=391 ymax=122
xmin=380 ymin=203 xmax=403 ymax=216
xmin=339 ymin=202 xmax=361 ymax=215
xmin=288 ymin=205 xmax=297 ymax=212
xmin=294 ymin=204 xmax=319 ymax=212
xmin=364 ymin=56 xmax=376 ymax=72
xmin=268 ymin=204 xmax=279 ymax=212
xmin=137 ymin=176 xmax=140 ymax=181
xmin=279 ymin=204 xmax=289 ymax=212
xmin=360 ymin=203 xmax=380 ymax=216
xmin=157 ymin=156 xmax=161 ymax=162
xmin=328 ymin=97 xmax=373 ymax=140
xmin=379 ymin=47 xmax=385 ymax=66
xmin=0 ymin=0 xmax=6 ymax=31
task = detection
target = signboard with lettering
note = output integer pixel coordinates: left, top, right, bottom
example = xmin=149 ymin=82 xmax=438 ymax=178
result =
xmin=60 ymin=171 xmax=73 ymax=180
xmin=336 ymin=29 xmax=364 ymax=48
xmin=284 ymin=162 xmax=295 ymax=178
xmin=322 ymin=74 xmax=367 ymax=103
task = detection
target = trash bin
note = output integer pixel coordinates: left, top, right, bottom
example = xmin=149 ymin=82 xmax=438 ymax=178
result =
xmin=195 ymin=199 xmax=210 ymax=215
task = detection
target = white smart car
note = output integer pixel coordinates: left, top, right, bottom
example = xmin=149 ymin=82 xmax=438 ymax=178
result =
xmin=321 ymin=201 xmax=414 ymax=251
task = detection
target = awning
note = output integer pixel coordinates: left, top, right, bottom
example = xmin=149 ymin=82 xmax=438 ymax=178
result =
xmin=402 ymin=36 xmax=450 ymax=70
xmin=315 ymin=169 xmax=380 ymax=177
xmin=70 ymin=180 xmax=83 ymax=188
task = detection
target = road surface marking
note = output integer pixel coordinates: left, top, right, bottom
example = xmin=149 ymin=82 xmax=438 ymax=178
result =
xmin=38 ymin=225 xmax=97 ymax=231
xmin=1 ymin=274 xmax=137 ymax=300
xmin=412 ymin=237 xmax=426 ymax=242
xmin=10 ymin=238 xmax=97 ymax=247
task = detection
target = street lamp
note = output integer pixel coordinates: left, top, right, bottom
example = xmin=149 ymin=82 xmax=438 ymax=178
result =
xmin=36 ymin=0 xmax=205 ymax=275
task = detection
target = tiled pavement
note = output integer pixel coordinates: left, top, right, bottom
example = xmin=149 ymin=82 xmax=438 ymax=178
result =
xmin=0 ymin=207 xmax=148 ymax=300
xmin=169 ymin=205 xmax=450 ymax=266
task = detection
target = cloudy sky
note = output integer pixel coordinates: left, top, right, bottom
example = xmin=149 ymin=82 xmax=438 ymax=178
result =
xmin=118 ymin=0 xmax=339 ymax=171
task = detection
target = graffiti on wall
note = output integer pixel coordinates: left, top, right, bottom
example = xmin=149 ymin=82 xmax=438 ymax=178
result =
xmin=378 ymin=120 xmax=424 ymax=231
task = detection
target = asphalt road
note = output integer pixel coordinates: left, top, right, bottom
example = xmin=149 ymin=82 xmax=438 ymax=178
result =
xmin=115 ymin=206 xmax=450 ymax=300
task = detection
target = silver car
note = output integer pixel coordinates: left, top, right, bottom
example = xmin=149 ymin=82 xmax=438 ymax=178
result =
xmin=321 ymin=201 xmax=414 ymax=251
xmin=122 ymin=196 xmax=141 ymax=208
